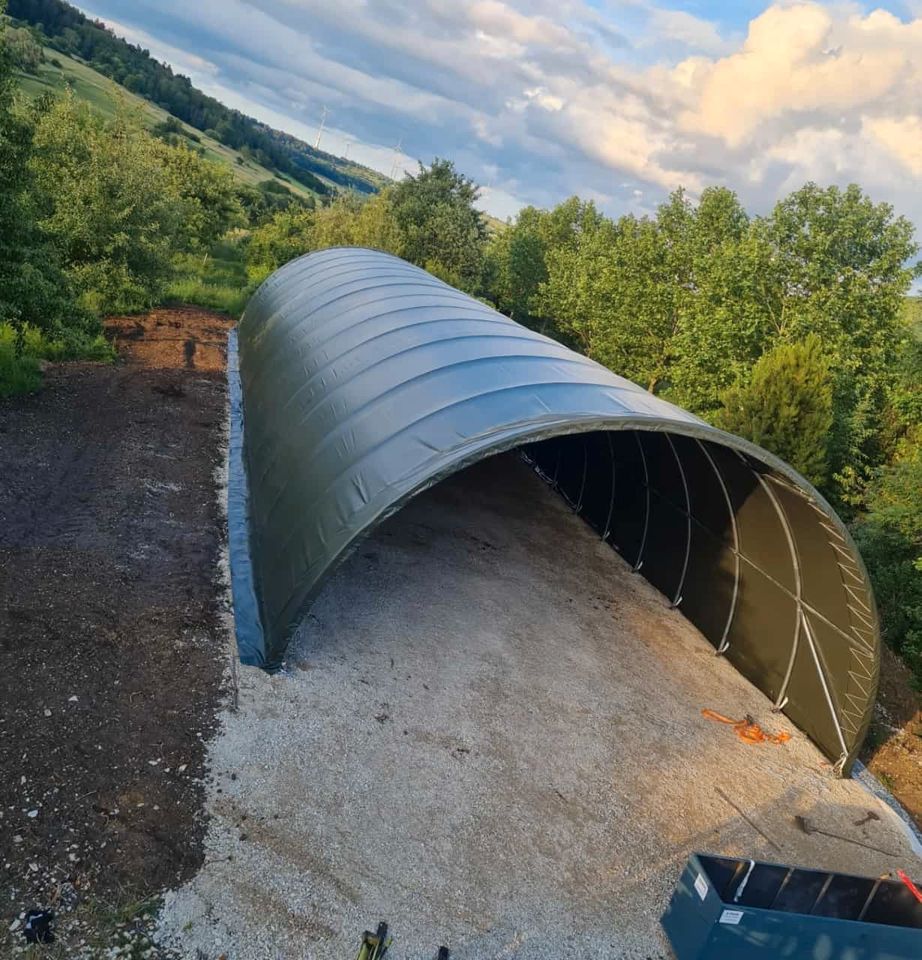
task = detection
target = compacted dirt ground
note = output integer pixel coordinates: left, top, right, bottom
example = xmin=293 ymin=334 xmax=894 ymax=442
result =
xmin=0 ymin=308 xmax=233 ymax=956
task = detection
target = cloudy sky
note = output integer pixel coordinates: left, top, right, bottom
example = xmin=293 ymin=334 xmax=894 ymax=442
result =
xmin=75 ymin=0 xmax=922 ymax=226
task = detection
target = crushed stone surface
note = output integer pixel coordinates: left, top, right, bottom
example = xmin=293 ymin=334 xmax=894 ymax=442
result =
xmin=157 ymin=454 xmax=922 ymax=959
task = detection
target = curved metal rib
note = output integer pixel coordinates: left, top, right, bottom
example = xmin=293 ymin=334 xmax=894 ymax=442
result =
xmin=697 ymin=440 xmax=740 ymax=655
xmin=602 ymin=432 xmax=616 ymax=542
xmin=666 ymin=435 xmax=691 ymax=607
xmin=753 ymin=463 xmax=849 ymax=768
xmin=802 ymin=611 xmax=851 ymax=771
xmin=633 ymin=433 xmax=650 ymax=572
xmin=575 ymin=434 xmax=589 ymax=513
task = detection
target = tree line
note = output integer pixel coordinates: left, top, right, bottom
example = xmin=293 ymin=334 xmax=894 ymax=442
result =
xmin=245 ymin=162 xmax=922 ymax=684
xmin=6 ymin=0 xmax=381 ymax=195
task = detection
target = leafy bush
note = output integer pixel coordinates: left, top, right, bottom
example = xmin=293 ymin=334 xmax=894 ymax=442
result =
xmin=851 ymin=434 xmax=922 ymax=685
xmin=717 ymin=335 xmax=834 ymax=487
xmin=0 ymin=320 xmax=40 ymax=397
xmin=28 ymin=96 xmax=184 ymax=314
xmin=158 ymin=141 xmax=244 ymax=249
xmin=152 ymin=115 xmax=200 ymax=144
xmin=244 ymin=164 xmax=483 ymax=288
xmin=243 ymin=179 xmax=314 ymax=225
xmin=165 ymin=238 xmax=252 ymax=315
xmin=24 ymin=93 xmax=246 ymax=317
xmin=3 ymin=25 xmax=42 ymax=73
xmin=245 ymin=208 xmax=314 ymax=283
xmin=0 ymin=319 xmax=113 ymax=397
xmin=20 ymin=321 xmax=63 ymax=359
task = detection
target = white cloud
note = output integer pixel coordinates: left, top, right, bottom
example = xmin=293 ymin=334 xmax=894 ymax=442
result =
xmin=676 ymin=4 xmax=915 ymax=147
xmin=864 ymin=115 xmax=922 ymax=175
xmin=647 ymin=7 xmax=731 ymax=55
xmin=77 ymin=1 xmax=922 ymax=235
xmin=468 ymin=0 xmax=576 ymax=49
xmin=523 ymin=87 xmax=565 ymax=112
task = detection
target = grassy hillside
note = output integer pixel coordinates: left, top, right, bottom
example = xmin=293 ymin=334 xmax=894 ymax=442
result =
xmin=8 ymin=0 xmax=386 ymax=196
xmin=14 ymin=49 xmax=327 ymax=199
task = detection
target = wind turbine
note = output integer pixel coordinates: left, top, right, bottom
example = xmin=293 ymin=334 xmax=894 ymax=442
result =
xmin=389 ymin=138 xmax=403 ymax=180
xmin=314 ymin=105 xmax=328 ymax=151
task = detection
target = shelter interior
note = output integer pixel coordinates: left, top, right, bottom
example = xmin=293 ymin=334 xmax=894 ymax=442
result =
xmin=520 ymin=429 xmax=875 ymax=773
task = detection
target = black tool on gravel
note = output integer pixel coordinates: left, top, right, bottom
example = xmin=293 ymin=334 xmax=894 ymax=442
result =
xmin=794 ymin=814 xmax=899 ymax=857
xmin=437 ymin=948 xmax=450 ymax=959
xmin=22 ymin=909 xmax=55 ymax=944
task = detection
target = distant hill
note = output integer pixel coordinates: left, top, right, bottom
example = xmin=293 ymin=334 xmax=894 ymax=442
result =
xmin=7 ymin=0 xmax=387 ymax=197
xmin=12 ymin=44 xmax=322 ymax=201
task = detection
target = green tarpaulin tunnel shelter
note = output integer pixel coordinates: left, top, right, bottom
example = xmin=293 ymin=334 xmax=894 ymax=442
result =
xmin=237 ymin=246 xmax=880 ymax=775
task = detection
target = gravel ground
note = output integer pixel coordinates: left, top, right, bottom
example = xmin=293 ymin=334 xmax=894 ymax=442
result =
xmin=157 ymin=453 xmax=922 ymax=960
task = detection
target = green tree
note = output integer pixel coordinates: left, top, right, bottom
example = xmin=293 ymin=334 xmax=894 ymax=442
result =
xmin=0 ymin=10 xmax=36 ymax=322
xmin=717 ymin=335 xmax=834 ymax=487
xmin=245 ymin=207 xmax=314 ymax=282
xmin=29 ymin=94 xmax=187 ymax=313
xmin=244 ymin=190 xmax=404 ymax=283
xmin=4 ymin=25 xmax=42 ymax=73
xmin=487 ymin=200 xmax=603 ymax=328
xmin=853 ymin=434 xmax=922 ymax=683
xmin=664 ymin=188 xmax=775 ymax=412
xmin=486 ymin=216 xmax=546 ymax=321
xmin=158 ymin=140 xmax=244 ymax=249
xmin=877 ymin=306 xmax=922 ymax=463
xmin=0 ymin=11 xmax=81 ymax=335
xmin=762 ymin=183 xmax=918 ymax=502
xmin=390 ymin=159 xmax=487 ymax=293
xmin=527 ymin=189 xmax=770 ymax=399
xmin=544 ymin=210 xmax=677 ymax=387
xmin=529 ymin=198 xmax=614 ymax=349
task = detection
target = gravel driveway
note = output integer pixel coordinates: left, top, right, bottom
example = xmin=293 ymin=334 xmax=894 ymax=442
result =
xmin=159 ymin=453 xmax=922 ymax=960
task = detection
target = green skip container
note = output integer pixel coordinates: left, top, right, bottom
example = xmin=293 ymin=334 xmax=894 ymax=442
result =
xmin=661 ymin=853 xmax=922 ymax=959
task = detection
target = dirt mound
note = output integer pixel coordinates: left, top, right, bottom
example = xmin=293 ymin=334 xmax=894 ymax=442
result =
xmin=108 ymin=306 xmax=232 ymax=373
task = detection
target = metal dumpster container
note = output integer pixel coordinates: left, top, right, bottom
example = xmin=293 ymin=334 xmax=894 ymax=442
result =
xmin=661 ymin=853 xmax=922 ymax=959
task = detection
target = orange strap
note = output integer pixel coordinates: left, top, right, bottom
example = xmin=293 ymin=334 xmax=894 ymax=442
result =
xmin=701 ymin=709 xmax=791 ymax=746
xmin=898 ymin=870 xmax=922 ymax=903
xmin=701 ymin=709 xmax=736 ymax=725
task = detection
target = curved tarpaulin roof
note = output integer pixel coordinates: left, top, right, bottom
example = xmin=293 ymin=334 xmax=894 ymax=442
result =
xmin=238 ymin=247 xmax=880 ymax=774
